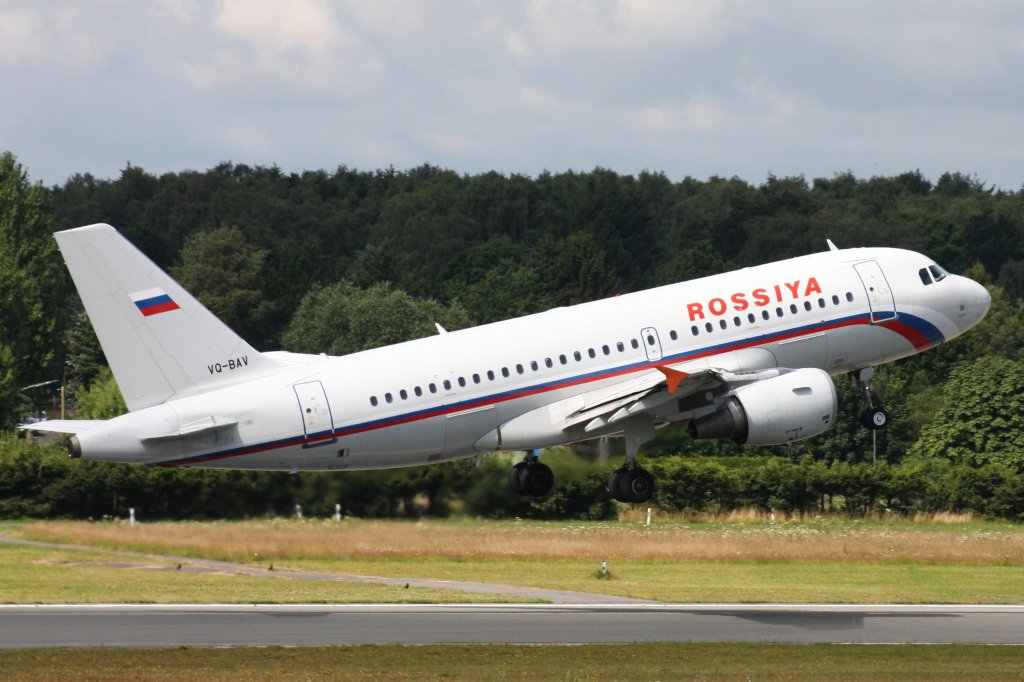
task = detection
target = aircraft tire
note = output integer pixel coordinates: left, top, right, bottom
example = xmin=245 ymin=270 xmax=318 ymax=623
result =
xmin=508 ymin=462 xmax=528 ymax=494
xmin=860 ymin=406 xmax=889 ymax=431
xmin=621 ymin=467 xmax=655 ymax=503
xmin=521 ymin=462 xmax=554 ymax=497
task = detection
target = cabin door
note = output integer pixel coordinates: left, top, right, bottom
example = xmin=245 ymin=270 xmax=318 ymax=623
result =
xmin=293 ymin=381 xmax=337 ymax=447
xmin=854 ymin=261 xmax=897 ymax=323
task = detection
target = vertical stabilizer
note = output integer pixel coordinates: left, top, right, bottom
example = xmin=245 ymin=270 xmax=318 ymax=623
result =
xmin=55 ymin=224 xmax=283 ymax=410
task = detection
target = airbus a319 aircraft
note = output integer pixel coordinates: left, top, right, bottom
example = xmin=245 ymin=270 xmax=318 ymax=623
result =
xmin=28 ymin=224 xmax=990 ymax=503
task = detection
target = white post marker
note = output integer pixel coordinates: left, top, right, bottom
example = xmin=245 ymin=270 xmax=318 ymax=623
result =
xmin=129 ymin=508 xmax=135 ymax=526
xmin=334 ymin=503 xmax=341 ymax=522
xmin=601 ymin=560 xmax=608 ymax=577
xmin=646 ymin=507 xmax=652 ymax=526
xmin=295 ymin=504 xmax=302 ymax=519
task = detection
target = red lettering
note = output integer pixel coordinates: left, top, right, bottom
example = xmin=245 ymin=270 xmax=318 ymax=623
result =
xmin=784 ymin=281 xmax=800 ymax=298
xmin=805 ymin=277 xmax=822 ymax=296
xmin=774 ymin=284 xmax=783 ymax=302
xmin=730 ymin=292 xmax=749 ymax=311
xmin=687 ymin=302 xmax=705 ymax=321
xmin=752 ymin=288 xmax=770 ymax=306
xmin=708 ymin=298 xmax=727 ymax=316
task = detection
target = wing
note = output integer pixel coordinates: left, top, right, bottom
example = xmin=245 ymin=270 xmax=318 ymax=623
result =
xmin=562 ymin=364 xmax=786 ymax=434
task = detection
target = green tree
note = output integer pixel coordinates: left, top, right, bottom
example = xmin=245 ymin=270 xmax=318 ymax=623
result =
xmin=282 ymin=281 xmax=472 ymax=356
xmin=0 ymin=152 xmax=64 ymax=427
xmin=908 ymin=356 xmax=1024 ymax=469
xmin=170 ymin=225 xmax=280 ymax=347
xmin=74 ymin=367 xmax=127 ymax=419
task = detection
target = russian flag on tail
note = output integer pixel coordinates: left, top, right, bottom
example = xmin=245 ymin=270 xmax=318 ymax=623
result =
xmin=130 ymin=288 xmax=180 ymax=316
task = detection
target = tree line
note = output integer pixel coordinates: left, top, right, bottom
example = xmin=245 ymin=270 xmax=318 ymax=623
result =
xmin=3 ymin=149 xmax=1024 ymax=519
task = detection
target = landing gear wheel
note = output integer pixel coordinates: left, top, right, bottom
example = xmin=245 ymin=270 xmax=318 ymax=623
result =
xmin=609 ymin=466 xmax=655 ymax=503
xmin=508 ymin=461 xmax=528 ymax=495
xmin=860 ymin=406 xmax=888 ymax=431
xmin=509 ymin=460 xmax=554 ymax=497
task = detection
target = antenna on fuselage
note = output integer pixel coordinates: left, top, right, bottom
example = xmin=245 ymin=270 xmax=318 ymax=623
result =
xmin=826 ymin=239 xmax=839 ymax=252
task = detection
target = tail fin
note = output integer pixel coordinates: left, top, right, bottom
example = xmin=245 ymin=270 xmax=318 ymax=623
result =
xmin=55 ymin=224 xmax=284 ymax=411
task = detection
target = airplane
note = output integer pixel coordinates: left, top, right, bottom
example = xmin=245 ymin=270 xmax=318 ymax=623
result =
xmin=26 ymin=224 xmax=991 ymax=503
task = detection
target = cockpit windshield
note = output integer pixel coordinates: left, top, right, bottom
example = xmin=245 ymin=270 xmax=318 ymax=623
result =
xmin=919 ymin=263 xmax=950 ymax=286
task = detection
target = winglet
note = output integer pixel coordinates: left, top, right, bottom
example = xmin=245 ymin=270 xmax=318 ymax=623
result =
xmin=826 ymin=239 xmax=839 ymax=252
xmin=657 ymin=366 xmax=688 ymax=394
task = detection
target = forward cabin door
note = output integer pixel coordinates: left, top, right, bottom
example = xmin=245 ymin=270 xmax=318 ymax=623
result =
xmin=854 ymin=261 xmax=897 ymax=322
xmin=293 ymin=381 xmax=337 ymax=447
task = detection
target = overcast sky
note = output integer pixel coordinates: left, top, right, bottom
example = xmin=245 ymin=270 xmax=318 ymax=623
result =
xmin=3 ymin=1 xmax=1023 ymax=189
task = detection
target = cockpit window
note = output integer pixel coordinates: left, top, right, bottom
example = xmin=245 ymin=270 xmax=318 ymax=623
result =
xmin=919 ymin=267 xmax=933 ymax=285
xmin=929 ymin=264 xmax=949 ymax=282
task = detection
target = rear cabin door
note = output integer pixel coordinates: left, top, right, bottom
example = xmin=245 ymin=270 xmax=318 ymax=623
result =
xmin=293 ymin=381 xmax=337 ymax=447
xmin=854 ymin=261 xmax=897 ymax=322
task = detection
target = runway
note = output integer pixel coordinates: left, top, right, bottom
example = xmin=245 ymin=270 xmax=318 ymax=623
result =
xmin=3 ymin=603 xmax=1023 ymax=647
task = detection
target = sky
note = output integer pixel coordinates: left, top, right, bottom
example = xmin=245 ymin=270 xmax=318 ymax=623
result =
xmin=2 ymin=0 xmax=1024 ymax=190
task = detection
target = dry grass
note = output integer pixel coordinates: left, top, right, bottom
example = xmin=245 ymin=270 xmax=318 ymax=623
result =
xmin=19 ymin=516 xmax=1024 ymax=565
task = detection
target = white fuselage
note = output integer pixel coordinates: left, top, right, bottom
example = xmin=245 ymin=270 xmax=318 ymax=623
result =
xmin=76 ymin=247 xmax=990 ymax=470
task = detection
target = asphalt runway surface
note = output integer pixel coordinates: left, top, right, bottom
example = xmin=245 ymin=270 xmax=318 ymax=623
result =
xmin=3 ymin=603 xmax=1024 ymax=647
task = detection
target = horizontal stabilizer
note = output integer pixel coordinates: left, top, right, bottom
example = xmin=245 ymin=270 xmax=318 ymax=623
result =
xmin=19 ymin=420 xmax=104 ymax=435
xmin=140 ymin=415 xmax=238 ymax=442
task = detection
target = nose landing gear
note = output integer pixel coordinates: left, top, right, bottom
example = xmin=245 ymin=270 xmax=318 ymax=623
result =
xmin=855 ymin=367 xmax=888 ymax=431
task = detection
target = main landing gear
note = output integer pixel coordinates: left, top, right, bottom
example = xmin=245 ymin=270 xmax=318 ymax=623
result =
xmin=607 ymin=416 xmax=656 ymax=503
xmin=855 ymin=367 xmax=888 ymax=431
xmin=508 ymin=450 xmax=554 ymax=497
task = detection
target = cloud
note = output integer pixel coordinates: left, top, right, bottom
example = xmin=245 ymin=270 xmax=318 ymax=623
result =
xmin=215 ymin=0 xmax=340 ymax=52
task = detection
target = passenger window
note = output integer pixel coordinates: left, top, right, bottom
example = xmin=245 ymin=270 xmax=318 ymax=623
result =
xmin=414 ymin=386 xmax=422 ymax=397
xmin=400 ymin=390 xmax=407 ymax=400
xmin=516 ymin=364 xmax=524 ymax=374
xmin=602 ymin=345 xmax=610 ymax=355
xmin=762 ymin=310 xmax=770 ymax=321
xmin=776 ymin=307 xmax=784 ymax=317
xmin=733 ymin=316 xmax=741 ymax=327
xmin=559 ymin=354 xmax=567 ymax=365
xmin=370 ymin=396 xmax=378 ymax=407
xmin=616 ymin=342 xmax=625 ymax=352
xmin=705 ymin=322 xmax=713 ymax=333
xmin=588 ymin=348 xmax=596 ymax=358
xmin=501 ymin=367 xmax=510 ymax=378
xmin=487 ymin=370 xmax=494 ymax=381
xmin=804 ymin=301 xmax=812 ymax=311
xmin=429 ymin=383 xmax=437 ymax=393
xmin=545 ymin=358 xmax=553 ymax=368
xmin=818 ymin=298 xmax=825 ymax=308
xmin=631 ymin=339 xmax=639 ymax=349
xmin=385 ymin=392 xmax=393 ymax=403
xmin=747 ymin=313 xmax=756 ymax=323
xmin=846 ymin=292 xmax=854 ymax=302
xmin=790 ymin=304 xmax=798 ymax=314
xmin=443 ymin=380 xmax=451 ymax=390
xmin=691 ymin=326 xmax=699 ymax=336
xmin=669 ymin=330 xmax=678 ymax=341
xmin=531 ymin=360 xmax=539 ymax=371
xmin=719 ymin=319 xmax=728 ymax=330
xmin=472 ymin=373 xmax=480 ymax=384
xmin=458 ymin=377 xmax=466 ymax=387
xmin=573 ymin=351 xmax=582 ymax=361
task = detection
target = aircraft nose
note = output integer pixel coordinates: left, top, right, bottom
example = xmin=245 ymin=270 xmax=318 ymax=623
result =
xmin=977 ymin=283 xmax=992 ymax=315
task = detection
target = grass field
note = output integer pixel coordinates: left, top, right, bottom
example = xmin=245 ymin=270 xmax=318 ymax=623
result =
xmin=1 ymin=643 xmax=1023 ymax=681
xmin=7 ymin=516 xmax=1024 ymax=604
xmin=0 ymin=542 xmax=528 ymax=604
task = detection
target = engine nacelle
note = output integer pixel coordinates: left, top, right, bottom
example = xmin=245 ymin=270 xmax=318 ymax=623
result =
xmin=688 ymin=368 xmax=837 ymax=445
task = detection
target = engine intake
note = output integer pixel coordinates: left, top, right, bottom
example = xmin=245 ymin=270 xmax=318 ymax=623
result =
xmin=688 ymin=368 xmax=837 ymax=445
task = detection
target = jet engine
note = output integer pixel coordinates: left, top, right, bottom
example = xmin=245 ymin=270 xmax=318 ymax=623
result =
xmin=688 ymin=368 xmax=837 ymax=445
